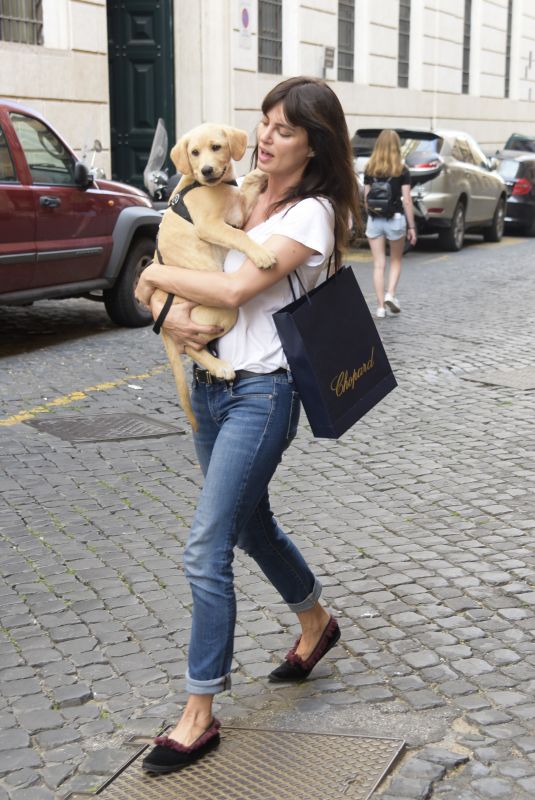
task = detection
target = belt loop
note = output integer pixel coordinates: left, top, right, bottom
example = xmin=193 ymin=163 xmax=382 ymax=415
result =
xmin=206 ymin=372 xmax=212 ymax=385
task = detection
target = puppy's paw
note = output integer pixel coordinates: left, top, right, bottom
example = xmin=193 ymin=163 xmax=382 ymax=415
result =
xmin=210 ymin=360 xmax=236 ymax=381
xmin=241 ymin=168 xmax=268 ymax=190
xmin=249 ymin=245 xmax=277 ymax=269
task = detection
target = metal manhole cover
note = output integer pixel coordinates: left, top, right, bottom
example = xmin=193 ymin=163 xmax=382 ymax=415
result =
xmin=65 ymin=727 xmax=404 ymax=800
xmin=461 ymin=366 xmax=535 ymax=390
xmin=24 ymin=412 xmax=185 ymax=442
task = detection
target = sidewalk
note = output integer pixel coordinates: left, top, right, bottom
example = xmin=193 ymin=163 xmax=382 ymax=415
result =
xmin=1 ymin=237 xmax=535 ymax=799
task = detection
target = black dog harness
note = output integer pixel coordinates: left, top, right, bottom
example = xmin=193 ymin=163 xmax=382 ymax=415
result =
xmin=152 ymin=178 xmax=238 ymax=335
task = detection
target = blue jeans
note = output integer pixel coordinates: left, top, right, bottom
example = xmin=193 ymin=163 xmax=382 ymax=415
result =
xmin=184 ymin=371 xmax=322 ymax=695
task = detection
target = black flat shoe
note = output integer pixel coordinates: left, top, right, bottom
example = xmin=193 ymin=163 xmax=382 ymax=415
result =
xmin=142 ymin=718 xmax=221 ymax=774
xmin=268 ymin=615 xmax=340 ymax=683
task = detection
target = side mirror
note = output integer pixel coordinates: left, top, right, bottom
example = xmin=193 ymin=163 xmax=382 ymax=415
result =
xmin=74 ymin=161 xmax=92 ymax=188
xmin=487 ymin=157 xmax=498 ymax=171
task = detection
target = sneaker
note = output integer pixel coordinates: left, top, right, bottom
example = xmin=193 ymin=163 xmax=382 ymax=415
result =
xmin=376 ymin=307 xmax=386 ymax=319
xmin=384 ymin=293 xmax=401 ymax=313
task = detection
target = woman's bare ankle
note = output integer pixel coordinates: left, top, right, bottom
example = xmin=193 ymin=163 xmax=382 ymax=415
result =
xmin=168 ymin=696 xmax=214 ymax=745
xmin=295 ymin=605 xmax=331 ymax=658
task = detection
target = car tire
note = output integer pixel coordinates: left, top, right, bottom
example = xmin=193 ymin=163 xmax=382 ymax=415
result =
xmin=103 ymin=237 xmax=154 ymax=327
xmin=483 ymin=197 xmax=506 ymax=242
xmin=438 ymin=202 xmax=465 ymax=251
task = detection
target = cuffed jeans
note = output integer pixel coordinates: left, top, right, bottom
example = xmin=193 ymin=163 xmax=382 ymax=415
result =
xmin=184 ymin=371 xmax=322 ymax=695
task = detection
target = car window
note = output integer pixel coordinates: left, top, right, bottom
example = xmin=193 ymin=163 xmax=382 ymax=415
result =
xmin=400 ymin=138 xmax=441 ymax=158
xmin=0 ymin=126 xmax=17 ymax=182
xmin=497 ymin=159 xmax=519 ymax=180
xmin=505 ymin=135 xmax=535 ymax=153
xmin=451 ymin=139 xmax=475 ymax=164
xmin=10 ymin=113 xmax=75 ymax=185
xmin=468 ymin=140 xmax=489 ymax=168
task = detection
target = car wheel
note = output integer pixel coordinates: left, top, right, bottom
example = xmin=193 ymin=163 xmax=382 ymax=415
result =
xmin=103 ymin=237 xmax=154 ymax=327
xmin=438 ymin=202 xmax=465 ymax=251
xmin=483 ymin=197 xmax=506 ymax=242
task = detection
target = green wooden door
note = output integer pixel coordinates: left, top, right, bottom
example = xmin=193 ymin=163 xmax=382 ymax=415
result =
xmin=107 ymin=0 xmax=175 ymax=187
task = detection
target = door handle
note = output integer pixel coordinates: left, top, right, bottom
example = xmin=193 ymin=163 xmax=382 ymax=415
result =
xmin=40 ymin=196 xmax=61 ymax=208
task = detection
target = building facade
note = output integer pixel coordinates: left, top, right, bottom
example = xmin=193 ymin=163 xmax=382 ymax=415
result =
xmin=1 ymin=0 xmax=535 ymax=183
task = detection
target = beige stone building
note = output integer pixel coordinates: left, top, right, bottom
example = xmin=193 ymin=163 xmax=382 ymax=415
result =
xmin=1 ymin=0 xmax=535 ymax=184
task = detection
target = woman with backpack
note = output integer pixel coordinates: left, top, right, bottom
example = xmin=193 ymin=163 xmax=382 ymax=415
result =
xmin=364 ymin=129 xmax=417 ymax=318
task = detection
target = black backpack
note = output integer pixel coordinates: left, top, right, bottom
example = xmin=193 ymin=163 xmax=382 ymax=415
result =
xmin=367 ymin=177 xmax=395 ymax=218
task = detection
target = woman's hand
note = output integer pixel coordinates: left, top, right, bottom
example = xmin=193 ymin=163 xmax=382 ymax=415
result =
xmin=150 ymin=297 xmax=224 ymax=352
xmin=135 ymin=267 xmax=156 ymax=306
xmin=407 ymin=226 xmax=418 ymax=247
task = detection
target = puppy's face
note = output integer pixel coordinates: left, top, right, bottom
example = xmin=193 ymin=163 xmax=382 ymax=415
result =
xmin=170 ymin=124 xmax=248 ymax=185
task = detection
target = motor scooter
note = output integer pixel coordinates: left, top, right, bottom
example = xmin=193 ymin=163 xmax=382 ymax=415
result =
xmin=143 ymin=118 xmax=181 ymax=212
xmin=80 ymin=138 xmax=107 ymax=180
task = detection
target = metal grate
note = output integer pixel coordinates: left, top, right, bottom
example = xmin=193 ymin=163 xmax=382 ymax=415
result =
xmin=504 ymin=0 xmax=513 ymax=98
xmin=0 ymin=0 xmax=43 ymax=45
xmin=24 ymin=412 xmax=185 ymax=442
xmin=461 ymin=367 xmax=535 ymax=390
xmin=338 ymin=0 xmax=355 ymax=82
xmin=65 ymin=726 xmax=404 ymax=800
xmin=258 ymin=0 xmax=282 ymax=74
xmin=462 ymin=0 xmax=472 ymax=94
xmin=398 ymin=0 xmax=411 ymax=88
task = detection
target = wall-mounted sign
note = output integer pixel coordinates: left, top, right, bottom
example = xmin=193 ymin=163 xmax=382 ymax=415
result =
xmin=324 ymin=46 xmax=335 ymax=69
xmin=239 ymin=0 xmax=252 ymax=49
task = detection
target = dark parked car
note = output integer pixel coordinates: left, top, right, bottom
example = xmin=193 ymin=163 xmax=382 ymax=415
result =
xmin=353 ymin=128 xmax=507 ymax=251
xmin=0 ymin=100 xmax=161 ymax=326
xmin=495 ymin=150 xmax=535 ymax=235
xmin=503 ymin=133 xmax=535 ymax=154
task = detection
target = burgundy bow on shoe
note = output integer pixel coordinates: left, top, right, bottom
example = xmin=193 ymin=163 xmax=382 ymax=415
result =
xmin=268 ymin=615 xmax=341 ymax=683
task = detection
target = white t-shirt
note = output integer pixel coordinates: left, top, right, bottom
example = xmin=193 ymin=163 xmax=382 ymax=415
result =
xmin=217 ymin=196 xmax=335 ymax=373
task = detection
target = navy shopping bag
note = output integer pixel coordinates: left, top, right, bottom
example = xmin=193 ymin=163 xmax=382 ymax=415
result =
xmin=273 ymin=265 xmax=397 ymax=439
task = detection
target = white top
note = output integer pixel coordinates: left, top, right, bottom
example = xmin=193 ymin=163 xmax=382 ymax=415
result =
xmin=218 ymin=196 xmax=335 ymax=372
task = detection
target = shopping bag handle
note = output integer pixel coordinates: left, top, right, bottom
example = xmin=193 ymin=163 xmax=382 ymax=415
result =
xmin=287 ymin=253 xmax=335 ymax=304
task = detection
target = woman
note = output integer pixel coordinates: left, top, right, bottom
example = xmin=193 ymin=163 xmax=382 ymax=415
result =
xmin=135 ymin=76 xmax=360 ymax=774
xmin=364 ymin=129 xmax=417 ymax=318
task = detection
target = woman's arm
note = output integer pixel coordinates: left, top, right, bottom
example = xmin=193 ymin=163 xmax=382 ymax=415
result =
xmin=401 ymin=184 xmax=417 ymax=246
xmin=136 ymin=234 xmax=318 ymax=310
xmin=364 ymin=184 xmax=370 ymax=213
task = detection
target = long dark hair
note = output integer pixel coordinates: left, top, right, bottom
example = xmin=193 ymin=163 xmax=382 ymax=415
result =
xmin=252 ymin=76 xmax=361 ymax=270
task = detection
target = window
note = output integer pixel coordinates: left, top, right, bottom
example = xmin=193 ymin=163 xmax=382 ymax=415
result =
xmin=451 ymin=138 xmax=474 ymax=164
xmin=505 ymin=0 xmax=513 ymax=98
xmin=10 ymin=114 xmax=75 ymax=185
xmin=0 ymin=127 xmax=16 ymax=182
xmin=468 ymin=139 xmax=488 ymax=168
xmin=0 ymin=0 xmax=43 ymax=45
xmin=398 ymin=0 xmax=411 ymax=88
xmin=462 ymin=0 xmax=471 ymax=94
xmin=258 ymin=0 xmax=282 ymax=74
xmin=497 ymin=159 xmax=519 ymax=180
xmin=338 ymin=0 xmax=355 ymax=82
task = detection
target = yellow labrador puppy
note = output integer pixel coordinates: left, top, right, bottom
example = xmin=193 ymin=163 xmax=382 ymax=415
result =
xmin=152 ymin=123 xmax=275 ymax=431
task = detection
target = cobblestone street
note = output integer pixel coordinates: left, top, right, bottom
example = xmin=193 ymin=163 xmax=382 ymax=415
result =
xmin=1 ymin=235 xmax=535 ymax=799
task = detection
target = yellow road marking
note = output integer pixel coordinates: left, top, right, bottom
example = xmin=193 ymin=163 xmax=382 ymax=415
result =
xmin=0 ymin=364 xmax=169 ymax=427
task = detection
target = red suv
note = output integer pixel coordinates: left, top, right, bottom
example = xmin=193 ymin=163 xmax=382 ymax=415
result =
xmin=0 ymin=100 xmax=161 ymax=326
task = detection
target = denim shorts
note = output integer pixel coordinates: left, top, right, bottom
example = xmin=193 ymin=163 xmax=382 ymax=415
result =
xmin=366 ymin=212 xmax=407 ymax=241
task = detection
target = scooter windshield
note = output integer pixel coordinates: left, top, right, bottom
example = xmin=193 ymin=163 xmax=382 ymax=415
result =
xmin=143 ymin=118 xmax=168 ymax=195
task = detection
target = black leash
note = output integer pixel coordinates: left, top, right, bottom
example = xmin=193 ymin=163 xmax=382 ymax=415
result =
xmin=152 ymin=292 xmax=175 ymax=335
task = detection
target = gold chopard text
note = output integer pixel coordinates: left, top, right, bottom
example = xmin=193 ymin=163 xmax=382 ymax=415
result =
xmin=330 ymin=348 xmax=375 ymax=397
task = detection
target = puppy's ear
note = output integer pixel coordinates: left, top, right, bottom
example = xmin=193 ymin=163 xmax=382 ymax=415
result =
xmin=223 ymin=127 xmax=249 ymax=161
xmin=170 ymin=135 xmax=190 ymax=174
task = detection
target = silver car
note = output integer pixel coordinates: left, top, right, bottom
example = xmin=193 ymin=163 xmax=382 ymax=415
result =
xmin=353 ymin=129 xmax=507 ymax=251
